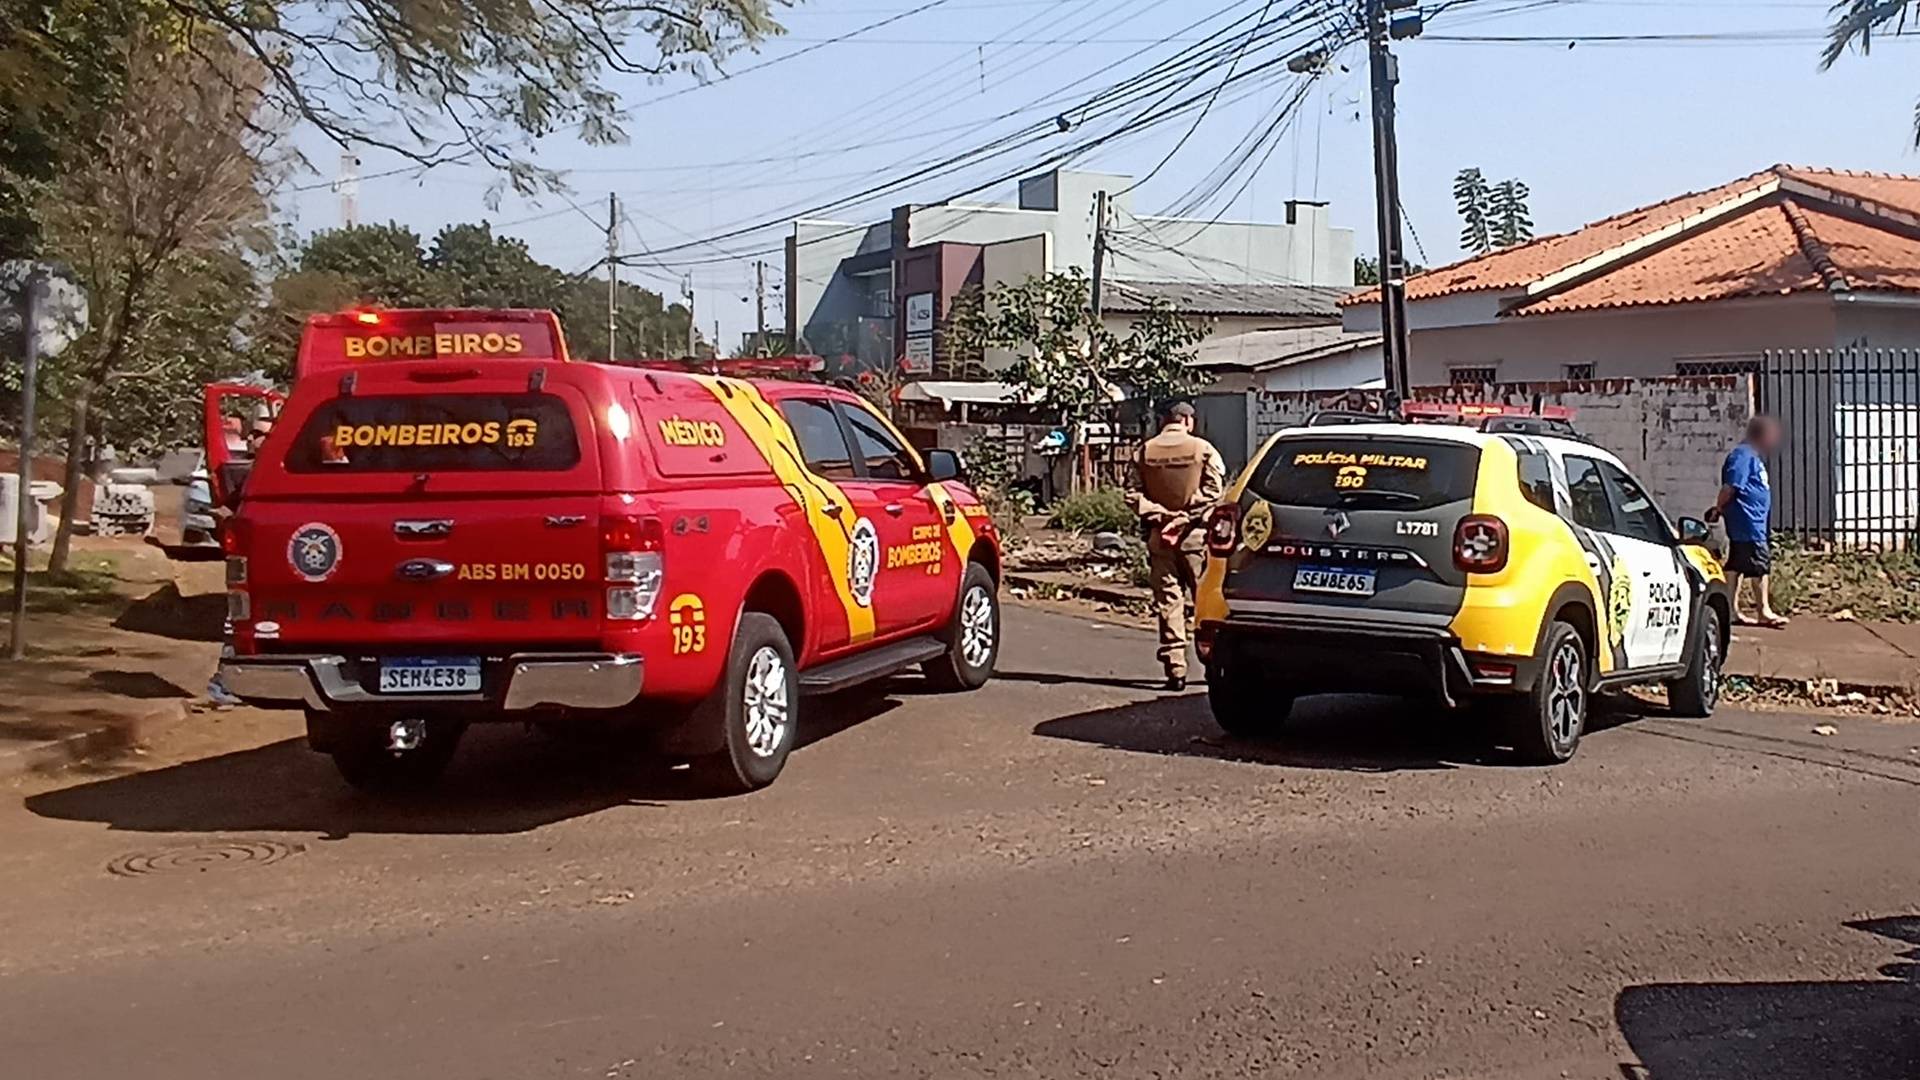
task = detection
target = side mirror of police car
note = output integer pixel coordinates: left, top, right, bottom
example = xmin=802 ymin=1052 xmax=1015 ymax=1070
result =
xmin=1676 ymin=517 xmax=1712 ymax=547
xmin=925 ymin=448 xmax=966 ymax=484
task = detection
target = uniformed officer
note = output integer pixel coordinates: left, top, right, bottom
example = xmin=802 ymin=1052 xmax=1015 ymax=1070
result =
xmin=1131 ymin=402 xmax=1226 ymax=691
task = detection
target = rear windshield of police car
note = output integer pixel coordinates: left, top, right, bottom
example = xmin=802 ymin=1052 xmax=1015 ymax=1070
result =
xmin=284 ymin=393 xmax=581 ymax=473
xmin=1252 ymin=436 xmax=1480 ymax=511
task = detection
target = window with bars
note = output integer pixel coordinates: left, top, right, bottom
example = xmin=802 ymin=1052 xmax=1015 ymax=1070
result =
xmin=1564 ymin=363 xmax=1595 ymax=381
xmin=1449 ymin=366 xmax=1498 ymax=386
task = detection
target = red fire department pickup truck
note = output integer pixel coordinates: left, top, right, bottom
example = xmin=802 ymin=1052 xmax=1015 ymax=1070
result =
xmin=213 ymin=309 xmax=1002 ymax=794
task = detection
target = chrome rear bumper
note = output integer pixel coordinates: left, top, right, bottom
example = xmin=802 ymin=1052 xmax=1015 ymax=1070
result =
xmin=220 ymin=653 xmax=644 ymax=712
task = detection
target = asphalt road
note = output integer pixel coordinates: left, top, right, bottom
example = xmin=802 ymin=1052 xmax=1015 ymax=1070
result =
xmin=2 ymin=604 xmax=1916 ymax=1079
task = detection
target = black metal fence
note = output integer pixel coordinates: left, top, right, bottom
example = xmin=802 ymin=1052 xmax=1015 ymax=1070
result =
xmin=1760 ymin=349 xmax=1920 ymax=552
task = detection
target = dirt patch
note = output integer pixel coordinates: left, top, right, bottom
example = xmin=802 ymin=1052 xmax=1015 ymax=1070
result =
xmin=1 ymin=537 xmax=224 ymax=775
xmin=1772 ymin=545 xmax=1920 ymax=623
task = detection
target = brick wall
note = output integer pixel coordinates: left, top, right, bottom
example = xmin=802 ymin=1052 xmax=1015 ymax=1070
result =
xmin=1250 ymin=376 xmax=1756 ymax=515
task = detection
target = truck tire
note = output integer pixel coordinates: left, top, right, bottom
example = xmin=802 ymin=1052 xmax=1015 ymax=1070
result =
xmin=1507 ymin=620 xmax=1588 ymax=764
xmin=326 ymin=716 xmax=465 ymax=794
xmin=1207 ymin=657 xmax=1293 ymax=738
xmin=691 ymin=613 xmax=798 ymax=794
xmin=1668 ymin=604 xmax=1725 ymax=719
xmin=923 ymin=562 xmax=999 ymax=692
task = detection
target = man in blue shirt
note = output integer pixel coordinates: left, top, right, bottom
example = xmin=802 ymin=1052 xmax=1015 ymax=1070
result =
xmin=1706 ymin=416 xmax=1787 ymax=627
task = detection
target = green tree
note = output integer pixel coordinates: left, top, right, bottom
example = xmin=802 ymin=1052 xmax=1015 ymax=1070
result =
xmin=2 ymin=0 xmax=790 ymax=197
xmin=1823 ymin=1 xmax=1919 ymax=144
xmin=272 ymin=221 xmax=692 ymax=363
xmin=552 ymin=274 xmax=694 ymax=361
xmin=1490 ymin=179 xmax=1534 ymax=249
xmin=946 ymin=268 xmax=1210 ymax=430
xmin=1454 ymin=167 xmax=1533 ymax=255
xmin=0 ymin=0 xmax=144 ymax=257
xmin=427 ymin=224 xmax=564 ymax=308
xmin=298 ymin=224 xmax=448 ymax=308
xmin=1353 ymin=255 xmax=1426 ymax=287
xmin=30 ymin=27 xmax=286 ymax=571
xmin=84 ymin=251 xmax=271 ymax=458
xmin=1453 ymin=168 xmax=1493 ymax=255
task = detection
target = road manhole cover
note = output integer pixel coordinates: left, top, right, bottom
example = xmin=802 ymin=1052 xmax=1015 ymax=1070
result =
xmin=107 ymin=840 xmax=304 ymax=878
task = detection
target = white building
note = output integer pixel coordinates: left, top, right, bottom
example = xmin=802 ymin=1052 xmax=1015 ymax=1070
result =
xmin=786 ymin=167 xmax=1356 ymax=373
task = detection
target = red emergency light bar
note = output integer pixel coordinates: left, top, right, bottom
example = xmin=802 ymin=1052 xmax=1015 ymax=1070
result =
xmin=296 ymin=308 xmax=571 ymax=380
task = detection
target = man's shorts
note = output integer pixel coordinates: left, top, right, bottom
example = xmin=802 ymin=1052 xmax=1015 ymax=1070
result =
xmin=1727 ymin=539 xmax=1771 ymax=577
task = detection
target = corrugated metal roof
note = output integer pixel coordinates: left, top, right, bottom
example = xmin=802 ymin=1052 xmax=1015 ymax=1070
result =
xmin=1104 ymin=279 xmax=1350 ymax=318
xmin=1190 ymin=326 xmax=1383 ymax=371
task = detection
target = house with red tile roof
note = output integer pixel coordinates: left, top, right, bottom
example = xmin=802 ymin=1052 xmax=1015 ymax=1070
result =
xmin=1341 ymin=166 xmax=1920 ymax=384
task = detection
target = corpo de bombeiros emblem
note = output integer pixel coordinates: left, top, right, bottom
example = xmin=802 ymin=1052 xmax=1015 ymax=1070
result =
xmin=847 ymin=517 xmax=880 ymax=608
xmin=288 ymin=522 xmax=343 ymax=582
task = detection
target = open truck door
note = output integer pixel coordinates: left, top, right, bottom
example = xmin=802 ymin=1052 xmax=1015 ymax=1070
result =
xmin=203 ymin=383 xmax=285 ymax=509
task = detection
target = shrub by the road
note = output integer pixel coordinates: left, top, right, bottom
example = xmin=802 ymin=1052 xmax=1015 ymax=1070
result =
xmin=1770 ymin=540 xmax=1920 ymax=622
xmin=1050 ymin=487 xmax=1134 ymax=535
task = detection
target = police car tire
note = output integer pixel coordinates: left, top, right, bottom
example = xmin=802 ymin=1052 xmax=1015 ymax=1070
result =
xmin=1668 ymin=605 xmax=1724 ymax=719
xmin=1507 ymin=621 xmax=1588 ymax=765
xmin=691 ymin=613 xmax=797 ymax=794
xmin=924 ymin=562 xmax=999 ymax=692
xmin=1208 ymin=663 xmax=1293 ymax=738
xmin=327 ymin=718 xmax=464 ymax=794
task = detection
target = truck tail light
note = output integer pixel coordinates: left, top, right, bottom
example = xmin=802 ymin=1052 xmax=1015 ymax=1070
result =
xmin=1454 ymin=514 xmax=1510 ymax=574
xmin=1205 ymin=504 xmax=1240 ymax=558
xmin=602 ymin=513 xmax=664 ymax=621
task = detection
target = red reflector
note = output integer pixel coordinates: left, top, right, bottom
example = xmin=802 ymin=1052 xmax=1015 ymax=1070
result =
xmin=601 ymin=514 xmax=664 ymax=552
xmin=1205 ymin=504 xmax=1240 ymax=558
xmin=1470 ymin=660 xmax=1516 ymax=680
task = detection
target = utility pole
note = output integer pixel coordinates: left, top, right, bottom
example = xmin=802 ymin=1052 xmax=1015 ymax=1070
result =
xmin=337 ymin=151 xmax=361 ymax=229
xmin=754 ymin=260 xmax=769 ymax=355
xmin=682 ymin=275 xmax=696 ymax=358
xmin=9 ymin=272 xmax=44 ymax=660
xmin=606 ymin=193 xmax=620 ymax=362
xmin=1365 ymin=0 xmax=1419 ymax=406
xmin=1083 ymin=189 xmax=1111 ymax=494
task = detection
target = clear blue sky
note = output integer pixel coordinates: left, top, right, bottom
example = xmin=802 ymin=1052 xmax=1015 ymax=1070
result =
xmin=285 ymin=0 xmax=1920 ymax=354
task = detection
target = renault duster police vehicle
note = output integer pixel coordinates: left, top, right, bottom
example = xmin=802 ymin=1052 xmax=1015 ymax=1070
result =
xmin=1194 ymin=412 xmax=1730 ymax=763
xmin=215 ymin=309 xmax=1002 ymax=794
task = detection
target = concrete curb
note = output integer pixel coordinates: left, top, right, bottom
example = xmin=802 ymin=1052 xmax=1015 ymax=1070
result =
xmin=1005 ymin=571 xmax=1148 ymax=610
xmin=1724 ymin=672 xmax=1914 ymax=702
xmin=0 ymin=699 xmax=193 ymax=781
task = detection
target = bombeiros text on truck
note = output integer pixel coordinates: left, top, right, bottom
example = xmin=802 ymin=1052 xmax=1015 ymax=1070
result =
xmin=210 ymin=308 xmax=1003 ymax=794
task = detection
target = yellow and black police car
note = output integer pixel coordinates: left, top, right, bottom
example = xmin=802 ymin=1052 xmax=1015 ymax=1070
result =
xmin=1195 ymin=416 xmax=1731 ymax=763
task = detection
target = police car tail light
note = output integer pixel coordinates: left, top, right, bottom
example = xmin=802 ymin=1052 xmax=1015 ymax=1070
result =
xmin=1205 ymin=504 xmax=1240 ymax=558
xmin=602 ymin=514 xmax=664 ymax=621
xmin=1453 ymin=514 xmax=1510 ymax=574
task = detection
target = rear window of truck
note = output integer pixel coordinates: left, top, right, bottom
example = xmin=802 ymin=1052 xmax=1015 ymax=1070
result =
xmin=284 ymin=393 xmax=581 ymax=473
xmin=1252 ymin=437 xmax=1480 ymax=511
